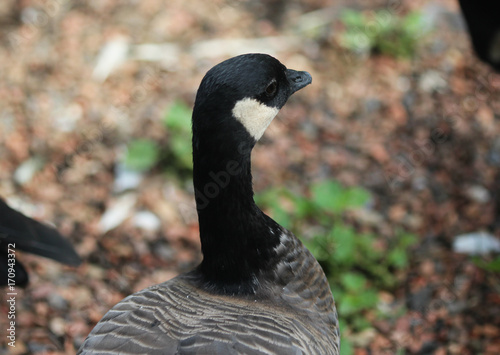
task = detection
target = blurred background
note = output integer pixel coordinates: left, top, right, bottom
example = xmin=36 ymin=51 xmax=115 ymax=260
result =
xmin=0 ymin=0 xmax=499 ymax=354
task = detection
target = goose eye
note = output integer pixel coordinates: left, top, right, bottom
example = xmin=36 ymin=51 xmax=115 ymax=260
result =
xmin=265 ymin=81 xmax=277 ymax=96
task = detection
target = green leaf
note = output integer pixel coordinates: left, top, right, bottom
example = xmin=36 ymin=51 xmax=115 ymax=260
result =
xmin=399 ymin=232 xmax=418 ymax=248
xmin=358 ymin=288 xmax=379 ymax=308
xmin=163 ymin=101 xmax=192 ymax=133
xmin=352 ymin=317 xmax=372 ymax=331
xmin=170 ymin=135 xmax=193 ymax=170
xmin=473 ymin=256 xmax=500 ymax=272
xmin=339 ymin=8 xmax=424 ymax=58
xmin=341 ymin=272 xmax=367 ymax=292
xmin=255 ymin=187 xmax=282 ymax=205
xmin=311 ymin=181 xmax=370 ymax=213
xmin=340 ymin=9 xmax=367 ymax=28
xmin=344 ymin=186 xmax=371 ymax=208
xmin=484 ymin=257 xmax=500 ymax=272
xmin=293 ymin=195 xmax=315 ymax=219
xmin=402 ymin=12 xmax=423 ymax=37
xmin=255 ymin=188 xmax=294 ymax=228
xmin=306 ymin=233 xmax=335 ymax=261
xmin=387 ymin=248 xmax=408 ymax=269
xmin=331 ymin=223 xmax=356 ymax=264
xmin=124 ymin=139 xmax=159 ymax=172
xmin=339 ymin=292 xmax=377 ymax=315
xmin=374 ymin=9 xmax=396 ymax=30
xmin=268 ymin=203 xmax=292 ymax=229
xmin=356 ymin=233 xmax=380 ymax=261
xmin=339 ymin=337 xmax=353 ymax=355
xmin=311 ymin=181 xmax=344 ymax=212
xmin=338 ymin=294 xmax=359 ymax=315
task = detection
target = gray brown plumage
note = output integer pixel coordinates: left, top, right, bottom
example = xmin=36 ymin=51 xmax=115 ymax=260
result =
xmin=79 ymin=54 xmax=340 ymax=354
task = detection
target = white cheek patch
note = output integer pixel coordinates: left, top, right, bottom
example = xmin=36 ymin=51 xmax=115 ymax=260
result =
xmin=232 ymin=98 xmax=279 ymax=141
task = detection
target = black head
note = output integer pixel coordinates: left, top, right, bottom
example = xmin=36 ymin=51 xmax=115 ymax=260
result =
xmin=192 ymin=53 xmax=312 ymax=142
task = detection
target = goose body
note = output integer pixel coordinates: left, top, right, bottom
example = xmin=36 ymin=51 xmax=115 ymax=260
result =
xmin=79 ymin=54 xmax=339 ymax=354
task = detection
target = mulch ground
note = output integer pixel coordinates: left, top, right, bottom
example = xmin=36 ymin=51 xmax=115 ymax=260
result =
xmin=0 ymin=0 xmax=499 ymax=354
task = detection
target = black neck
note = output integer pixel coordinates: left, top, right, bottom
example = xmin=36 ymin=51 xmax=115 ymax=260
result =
xmin=192 ymin=119 xmax=281 ymax=293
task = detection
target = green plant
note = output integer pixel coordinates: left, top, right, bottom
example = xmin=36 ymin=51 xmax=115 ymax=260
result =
xmin=256 ymin=180 xmax=417 ymax=352
xmin=163 ymin=101 xmax=193 ymax=171
xmin=123 ymin=138 xmax=160 ymax=172
xmin=339 ymin=9 xmax=425 ymax=58
xmin=123 ymin=101 xmax=193 ymax=173
xmin=338 ymin=319 xmax=354 ymax=355
xmin=473 ymin=256 xmax=500 ymax=272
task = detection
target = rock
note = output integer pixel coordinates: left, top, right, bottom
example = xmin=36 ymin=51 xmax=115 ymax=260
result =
xmin=130 ymin=43 xmax=180 ymax=67
xmin=453 ymin=232 xmax=500 ymax=255
xmin=351 ymin=208 xmax=383 ymax=226
xmin=465 ymin=185 xmax=490 ymax=203
xmin=154 ymin=242 xmax=176 ymax=261
xmin=132 ymin=210 xmax=161 ymax=231
xmin=13 ymin=156 xmax=44 ymax=185
xmin=47 ymin=292 xmax=68 ymax=311
xmin=350 ymin=328 xmax=377 ymax=347
xmin=363 ymin=98 xmax=382 ymax=113
xmin=92 ymin=36 xmax=130 ymax=82
xmin=407 ymin=285 xmax=434 ymax=312
xmin=49 ymin=317 xmax=66 ymax=336
xmin=52 ymin=103 xmax=83 ymax=132
xmin=98 ymin=193 xmax=137 ymax=233
xmin=113 ymin=162 xmax=144 ymax=192
xmin=419 ymin=70 xmax=448 ymax=93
